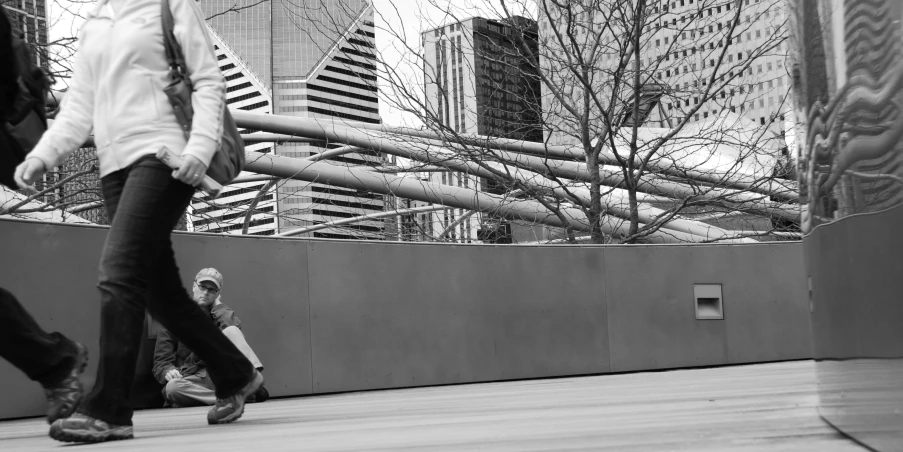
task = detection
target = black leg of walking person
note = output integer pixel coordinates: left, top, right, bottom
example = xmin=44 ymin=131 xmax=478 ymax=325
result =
xmin=0 ymin=6 xmax=89 ymax=426
xmin=0 ymin=288 xmax=89 ymax=423
xmin=48 ymin=157 xmax=262 ymax=443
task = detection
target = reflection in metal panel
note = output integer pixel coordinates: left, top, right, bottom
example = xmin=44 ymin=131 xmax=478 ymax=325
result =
xmin=790 ymin=0 xmax=903 ymax=449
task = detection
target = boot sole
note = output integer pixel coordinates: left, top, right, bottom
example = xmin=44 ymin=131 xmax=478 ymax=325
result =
xmin=207 ymin=371 xmax=264 ymax=425
xmin=49 ymin=425 xmax=134 ymax=443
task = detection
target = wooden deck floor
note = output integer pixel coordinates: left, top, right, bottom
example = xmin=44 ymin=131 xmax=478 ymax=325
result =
xmin=0 ymin=360 xmax=865 ymax=451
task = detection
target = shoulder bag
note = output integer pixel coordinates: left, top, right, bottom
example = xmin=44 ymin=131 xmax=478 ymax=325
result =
xmin=160 ymin=0 xmax=245 ymax=185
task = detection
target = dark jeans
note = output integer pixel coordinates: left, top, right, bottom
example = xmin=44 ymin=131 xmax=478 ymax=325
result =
xmin=78 ymin=157 xmax=254 ymax=426
xmin=0 ymin=287 xmax=80 ymax=386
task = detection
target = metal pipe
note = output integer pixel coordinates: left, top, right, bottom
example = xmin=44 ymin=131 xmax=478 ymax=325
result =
xmin=230 ymin=175 xmax=281 ymax=184
xmin=242 ymin=152 xmax=712 ymax=243
xmin=278 ymin=204 xmax=450 ymax=237
xmin=437 ymin=210 xmax=478 ymax=240
xmin=72 ymin=134 xmax=311 ymax=148
xmin=372 ymin=165 xmax=450 ymax=173
xmin=307 ymin=145 xmax=364 ymax=162
xmin=231 ymin=109 xmax=798 ymax=200
xmin=483 ymin=149 xmax=799 ymax=222
xmin=241 ymin=180 xmax=277 ymax=234
xmin=231 ymin=113 xmax=753 ymax=242
xmin=68 ymin=200 xmax=105 ymax=213
xmin=241 ymin=133 xmax=318 ymax=143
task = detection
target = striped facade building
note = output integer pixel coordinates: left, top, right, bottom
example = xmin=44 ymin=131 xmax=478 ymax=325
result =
xmin=197 ymin=0 xmax=385 ymax=239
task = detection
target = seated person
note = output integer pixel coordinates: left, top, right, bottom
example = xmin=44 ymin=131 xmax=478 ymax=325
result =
xmin=152 ymin=268 xmax=269 ymax=407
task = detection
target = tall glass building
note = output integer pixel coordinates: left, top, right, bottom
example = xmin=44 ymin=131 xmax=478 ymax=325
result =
xmin=416 ymin=17 xmax=544 ymax=244
xmin=198 ymin=0 xmax=385 ymax=239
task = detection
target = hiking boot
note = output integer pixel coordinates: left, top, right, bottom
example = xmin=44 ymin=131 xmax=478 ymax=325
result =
xmin=48 ymin=414 xmax=133 ymax=443
xmin=207 ymin=370 xmax=264 ymax=425
xmin=43 ymin=341 xmax=88 ymax=424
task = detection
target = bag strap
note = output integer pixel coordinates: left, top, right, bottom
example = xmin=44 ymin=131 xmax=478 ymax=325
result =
xmin=160 ymin=0 xmax=191 ymax=89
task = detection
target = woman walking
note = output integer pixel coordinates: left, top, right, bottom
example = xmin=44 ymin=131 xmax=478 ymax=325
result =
xmin=14 ymin=0 xmax=262 ymax=443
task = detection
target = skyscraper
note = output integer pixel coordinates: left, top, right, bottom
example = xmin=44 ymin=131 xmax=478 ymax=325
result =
xmin=423 ymin=16 xmax=541 ymax=142
xmin=198 ymin=0 xmax=386 ymax=239
xmin=417 ymin=16 xmax=543 ymax=243
xmin=188 ymin=25 xmax=277 ymax=235
xmin=538 ymin=0 xmax=790 ymax=150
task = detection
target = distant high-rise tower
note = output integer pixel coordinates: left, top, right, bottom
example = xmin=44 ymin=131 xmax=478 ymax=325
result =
xmin=423 ymin=16 xmax=542 ymax=141
xmin=415 ymin=16 xmax=542 ymax=243
xmin=198 ymin=0 xmax=386 ymax=239
xmin=188 ymin=25 xmax=277 ymax=235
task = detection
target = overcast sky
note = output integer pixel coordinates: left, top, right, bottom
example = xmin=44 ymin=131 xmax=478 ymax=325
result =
xmin=45 ymin=0 xmax=530 ymax=127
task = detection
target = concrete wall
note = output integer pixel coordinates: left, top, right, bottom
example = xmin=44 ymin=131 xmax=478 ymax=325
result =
xmin=0 ymin=219 xmax=810 ymax=420
xmin=805 ymin=204 xmax=903 ymax=452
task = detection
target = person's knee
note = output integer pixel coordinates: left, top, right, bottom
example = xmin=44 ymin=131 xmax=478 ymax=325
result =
xmin=163 ymin=378 xmax=185 ymax=400
xmin=221 ymin=325 xmax=243 ymax=341
xmin=163 ymin=378 xmax=195 ymax=405
xmin=222 ymin=326 xmax=264 ymax=370
xmin=163 ymin=377 xmax=215 ymax=407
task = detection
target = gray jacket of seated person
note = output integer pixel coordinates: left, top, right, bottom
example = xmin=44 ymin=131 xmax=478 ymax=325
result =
xmin=152 ymin=302 xmax=241 ymax=383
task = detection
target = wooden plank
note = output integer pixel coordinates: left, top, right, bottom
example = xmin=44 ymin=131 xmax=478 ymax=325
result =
xmin=0 ymin=361 xmax=864 ymax=451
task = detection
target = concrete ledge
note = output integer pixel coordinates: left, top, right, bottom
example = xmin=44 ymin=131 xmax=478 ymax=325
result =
xmin=0 ymin=219 xmax=810 ymax=420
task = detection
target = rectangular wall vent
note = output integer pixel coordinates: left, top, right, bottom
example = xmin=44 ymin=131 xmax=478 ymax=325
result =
xmin=694 ymin=284 xmax=724 ymax=320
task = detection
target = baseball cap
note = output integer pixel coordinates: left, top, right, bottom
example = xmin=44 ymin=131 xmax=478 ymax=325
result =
xmin=195 ymin=268 xmax=224 ymax=290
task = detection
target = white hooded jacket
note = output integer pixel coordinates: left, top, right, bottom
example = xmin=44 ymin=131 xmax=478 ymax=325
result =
xmin=29 ymin=0 xmax=225 ymax=177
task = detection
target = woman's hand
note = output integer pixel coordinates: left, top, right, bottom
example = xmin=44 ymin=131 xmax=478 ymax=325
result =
xmin=173 ymin=154 xmax=208 ymax=187
xmin=14 ymin=158 xmax=47 ymax=194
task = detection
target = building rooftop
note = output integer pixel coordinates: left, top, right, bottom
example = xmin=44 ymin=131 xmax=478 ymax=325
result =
xmin=0 ymin=360 xmax=863 ymax=451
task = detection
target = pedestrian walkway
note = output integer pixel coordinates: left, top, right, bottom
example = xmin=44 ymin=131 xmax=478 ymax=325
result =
xmin=0 ymin=360 xmax=863 ymax=451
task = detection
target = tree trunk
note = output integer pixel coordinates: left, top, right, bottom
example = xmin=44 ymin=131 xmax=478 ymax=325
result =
xmin=626 ymin=175 xmax=640 ymax=243
xmin=586 ymin=151 xmax=604 ymax=244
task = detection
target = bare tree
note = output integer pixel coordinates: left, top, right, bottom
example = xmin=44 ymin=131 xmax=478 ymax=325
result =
xmin=22 ymin=0 xmax=801 ymax=242
xmin=369 ymin=0 xmax=799 ymax=244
